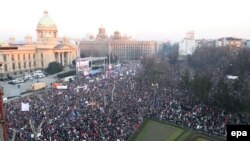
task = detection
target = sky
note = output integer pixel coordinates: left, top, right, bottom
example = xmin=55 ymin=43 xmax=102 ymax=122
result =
xmin=0 ymin=0 xmax=250 ymax=42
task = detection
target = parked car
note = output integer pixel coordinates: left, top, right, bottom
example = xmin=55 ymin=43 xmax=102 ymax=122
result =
xmin=0 ymin=77 xmax=8 ymax=81
xmin=38 ymin=74 xmax=46 ymax=78
xmin=7 ymin=75 xmax=14 ymax=80
xmin=8 ymin=80 xmax=16 ymax=84
xmin=24 ymin=75 xmax=34 ymax=81
xmin=15 ymin=78 xmax=25 ymax=84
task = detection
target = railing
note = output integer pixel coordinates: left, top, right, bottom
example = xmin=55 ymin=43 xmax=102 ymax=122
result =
xmin=128 ymin=118 xmax=227 ymax=141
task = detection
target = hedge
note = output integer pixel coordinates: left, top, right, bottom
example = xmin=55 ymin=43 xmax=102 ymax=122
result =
xmin=57 ymin=70 xmax=76 ymax=78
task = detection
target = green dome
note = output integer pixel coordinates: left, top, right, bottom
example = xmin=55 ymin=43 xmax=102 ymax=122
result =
xmin=37 ymin=11 xmax=56 ymax=27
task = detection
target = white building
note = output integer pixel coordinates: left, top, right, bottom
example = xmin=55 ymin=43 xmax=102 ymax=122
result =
xmin=242 ymin=39 xmax=250 ymax=48
xmin=216 ymin=37 xmax=242 ymax=48
xmin=178 ymin=31 xmax=196 ymax=57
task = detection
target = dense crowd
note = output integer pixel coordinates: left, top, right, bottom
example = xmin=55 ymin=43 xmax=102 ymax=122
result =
xmin=5 ymin=60 xmax=250 ymax=141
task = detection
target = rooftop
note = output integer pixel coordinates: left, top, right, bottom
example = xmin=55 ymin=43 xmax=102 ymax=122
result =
xmin=78 ymin=57 xmax=108 ymax=62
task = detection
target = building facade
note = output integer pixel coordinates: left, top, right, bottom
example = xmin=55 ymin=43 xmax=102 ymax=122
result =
xmin=242 ymin=39 xmax=250 ymax=48
xmin=216 ymin=37 xmax=242 ymax=48
xmin=178 ymin=31 xmax=196 ymax=57
xmin=195 ymin=39 xmax=216 ymax=48
xmin=0 ymin=11 xmax=77 ymax=78
xmin=80 ymin=26 xmax=158 ymax=62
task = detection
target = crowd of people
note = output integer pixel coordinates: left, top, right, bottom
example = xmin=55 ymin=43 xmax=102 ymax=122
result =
xmin=5 ymin=60 xmax=250 ymax=141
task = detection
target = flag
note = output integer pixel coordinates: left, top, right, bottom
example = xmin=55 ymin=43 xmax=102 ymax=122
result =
xmin=57 ymin=85 xmax=68 ymax=89
xmin=138 ymin=98 xmax=142 ymax=102
xmin=21 ymin=102 xmax=30 ymax=111
xmin=87 ymin=101 xmax=96 ymax=106
xmin=100 ymin=107 xmax=105 ymax=113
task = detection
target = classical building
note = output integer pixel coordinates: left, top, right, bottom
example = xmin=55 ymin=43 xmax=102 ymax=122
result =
xmin=80 ymin=26 xmax=159 ymax=62
xmin=178 ymin=31 xmax=196 ymax=57
xmin=0 ymin=11 xmax=77 ymax=78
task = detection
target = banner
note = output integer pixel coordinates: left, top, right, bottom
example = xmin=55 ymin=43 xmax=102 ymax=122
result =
xmin=21 ymin=102 xmax=30 ymax=111
xmin=57 ymin=85 xmax=68 ymax=90
xmin=76 ymin=60 xmax=90 ymax=73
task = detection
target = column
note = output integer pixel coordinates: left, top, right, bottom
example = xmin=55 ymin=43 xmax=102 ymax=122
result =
xmin=67 ymin=52 xmax=69 ymax=66
xmin=56 ymin=52 xmax=59 ymax=63
xmin=69 ymin=52 xmax=71 ymax=65
xmin=9 ymin=54 xmax=13 ymax=71
xmin=59 ymin=52 xmax=61 ymax=65
xmin=61 ymin=52 xmax=64 ymax=66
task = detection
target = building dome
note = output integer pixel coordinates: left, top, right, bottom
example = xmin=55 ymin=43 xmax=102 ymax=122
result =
xmin=37 ymin=11 xmax=56 ymax=28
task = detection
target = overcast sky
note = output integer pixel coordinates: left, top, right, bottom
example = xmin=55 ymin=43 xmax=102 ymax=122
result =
xmin=0 ymin=0 xmax=249 ymax=42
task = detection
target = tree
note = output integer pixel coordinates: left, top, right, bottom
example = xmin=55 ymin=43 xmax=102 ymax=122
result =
xmin=45 ymin=61 xmax=63 ymax=75
xmin=190 ymin=73 xmax=212 ymax=103
xmin=168 ymin=43 xmax=179 ymax=66
xmin=179 ymin=69 xmax=191 ymax=92
xmin=140 ymin=56 xmax=171 ymax=86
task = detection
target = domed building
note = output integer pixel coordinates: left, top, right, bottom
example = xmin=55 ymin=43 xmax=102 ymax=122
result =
xmin=0 ymin=11 xmax=77 ymax=78
xmin=36 ymin=11 xmax=58 ymax=46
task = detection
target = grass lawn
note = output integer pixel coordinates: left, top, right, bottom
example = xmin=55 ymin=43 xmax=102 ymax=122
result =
xmin=130 ymin=120 xmax=224 ymax=141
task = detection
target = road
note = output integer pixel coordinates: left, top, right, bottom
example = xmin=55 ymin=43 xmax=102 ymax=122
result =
xmin=0 ymin=75 xmax=56 ymax=98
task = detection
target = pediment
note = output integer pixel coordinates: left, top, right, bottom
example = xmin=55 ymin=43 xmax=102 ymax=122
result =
xmin=54 ymin=43 xmax=76 ymax=50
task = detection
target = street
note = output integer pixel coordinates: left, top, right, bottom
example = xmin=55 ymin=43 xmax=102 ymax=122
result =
xmin=0 ymin=75 xmax=56 ymax=98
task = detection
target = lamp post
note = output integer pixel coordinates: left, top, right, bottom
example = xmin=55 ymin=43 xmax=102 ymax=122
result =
xmin=111 ymin=81 xmax=116 ymax=102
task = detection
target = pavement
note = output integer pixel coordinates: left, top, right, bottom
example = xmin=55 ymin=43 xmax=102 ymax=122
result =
xmin=0 ymin=68 xmax=73 ymax=98
xmin=0 ymin=75 xmax=56 ymax=98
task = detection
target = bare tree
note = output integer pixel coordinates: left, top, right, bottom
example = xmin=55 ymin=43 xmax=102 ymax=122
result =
xmin=29 ymin=119 xmax=45 ymax=141
xmin=11 ymin=128 xmax=16 ymax=141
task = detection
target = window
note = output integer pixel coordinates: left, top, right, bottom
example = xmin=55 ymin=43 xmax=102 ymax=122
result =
xmin=28 ymin=54 xmax=30 ymax=59
xmin=33 ymin=53 xmax=35 ymax=59
xmin=29 ymin=62 xmax=31 ymax=68
xmin=18 ymin=63 xmax=21 ymax=69
xmin=41 ymin=61 xmax=44 ymax=68
xmin=23 ymin=54 xmax=25 ymax=60
xmin=18 ymin=54 xmax=20 ymax=60
xmin=24 ymin=62 xmax=26 ymax=68
xmin=3 ymin=54 xmax=6 ymax=61
xmin=12 ymin=63 xmax=15 ymax=70
xmin=34 ymin=61 xmax=36 ymax=67
xmin=41 ymin=53 xmax=43 ymax=59
xmin=4 ymin=64 xmax=7 ymax=71
xmin=12 ymin=55 xmax=14 ymax=61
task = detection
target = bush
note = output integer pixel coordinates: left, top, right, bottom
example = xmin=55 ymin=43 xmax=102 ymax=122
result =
xmin=57 ymin=70 xmax=76 ymax=78
xmin=45 ymin=61 xmax=63 ymax=75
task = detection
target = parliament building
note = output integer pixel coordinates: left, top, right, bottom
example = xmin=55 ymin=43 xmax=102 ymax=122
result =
xmin=0 ymin=11 xmax=77 ymax=78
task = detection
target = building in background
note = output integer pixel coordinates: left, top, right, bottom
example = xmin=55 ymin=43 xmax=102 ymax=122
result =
xmin=242 ymin=39 xmax=250 ymax=48
xmin=195 ymin=39 xmax=216 ymax=48
xmin=0 ymin=11 xmax=77 ymax=78
xmin=178 ymin=31 xmax=196 ymax=57
xmin=216 ymin=37 xmax=242 ymax=48
xmin=79 ymin=26 xmax=159 ymax=62
xmin=162 ymin=41 xmax=177 ymax=56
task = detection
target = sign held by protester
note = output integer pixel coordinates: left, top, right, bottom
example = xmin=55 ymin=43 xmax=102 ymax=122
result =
xmin=21 ymin=102 xmax=30 ymax=111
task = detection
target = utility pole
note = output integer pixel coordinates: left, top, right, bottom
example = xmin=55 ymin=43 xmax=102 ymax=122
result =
xmin=111 ymin=82 xmax=116 ymax=102
xmin=0 ymin=87 xmax=8 ymax=141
